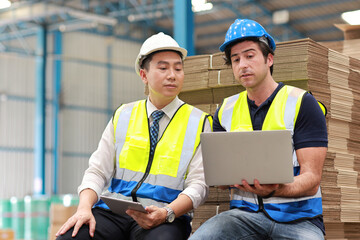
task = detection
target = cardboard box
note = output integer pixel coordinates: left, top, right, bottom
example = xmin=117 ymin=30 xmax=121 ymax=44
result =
xmin=49 ymin=204 xmax=77 ymax=225
xmin=183 ymin=71 xmax=209 ymax=91
xmin=184 ymin=54 xmax=211 ymax=73
xmin=0 ymin=229 xmax=14 ymax=240
xmin=192 ymin=203 xmax=230 ymax=233
xmin=335 ymin=24 xmax=360 ymax=40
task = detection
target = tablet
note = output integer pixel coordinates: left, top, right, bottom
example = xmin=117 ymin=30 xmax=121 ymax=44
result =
xmin=201 ymin=130 xmax=294 ymax=186
xmin=100 ymin=195 xmax=147 ymax=215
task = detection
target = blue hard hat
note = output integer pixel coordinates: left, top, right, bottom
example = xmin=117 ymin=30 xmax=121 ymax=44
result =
xmin=219 ymin=19 xmax=276 ymax=52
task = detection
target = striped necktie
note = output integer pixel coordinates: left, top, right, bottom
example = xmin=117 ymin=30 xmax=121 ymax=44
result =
xmin=150 ymin=110 xmax=165 ymax=157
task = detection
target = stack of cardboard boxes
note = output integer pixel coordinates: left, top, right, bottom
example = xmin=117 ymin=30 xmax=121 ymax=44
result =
xmin=181 ymin=52 xmax=244 ymax=113
xmin=321 ymin=24 xmax=360 ymax=60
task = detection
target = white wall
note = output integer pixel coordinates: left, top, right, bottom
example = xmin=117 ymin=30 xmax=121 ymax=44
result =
xmin=0 ymin=31 xmax=145 ymax=198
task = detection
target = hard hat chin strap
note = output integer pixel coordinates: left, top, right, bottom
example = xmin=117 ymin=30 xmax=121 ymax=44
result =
xmin=258 ymin=36 xmax=270 ymax=48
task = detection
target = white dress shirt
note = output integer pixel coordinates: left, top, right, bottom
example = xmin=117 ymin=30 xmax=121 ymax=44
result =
xmin=78 ymin=96 xmax=210 ymax=209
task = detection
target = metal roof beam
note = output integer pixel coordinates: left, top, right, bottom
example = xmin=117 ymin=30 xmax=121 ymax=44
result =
xmin=0 ymin=45 xmax=36 ymax=55
xmin=197 ymin=17 xmax=236 ymax=28
xmin=281 ymin=0 xmax=359 ymax=12
xmin=0 ymin=2 xmax=117 ymax=28
xmin=196 ymin=0 xmax=303 ymax=47
xmin=0 ymin=42 xmax=6 ymax=51
xmin=9 ymin=23 xmax=32 ymax=55
xmin=251 ymin=0 xmax=304 ymax=39
xmin=0 ymin=25 xmax=8 ymax=34
xmin=306 ymin=26 xmax=340 ymax=36
xmin=108 ymin=1 xmax=170 ymax=18
xmin=291 ymin=12 xmax=342 ymax=25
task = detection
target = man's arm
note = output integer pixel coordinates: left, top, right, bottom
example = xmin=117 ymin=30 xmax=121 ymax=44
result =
xmin=77 ymin=120 xmax=116 ymax=200
xmin=276 ymin=147 xmax=327 ymax=197
xmin=237 ymin=93 xmax=328 ymax=197
xmin=274 ymin=93 xmax=328 ymax=197
xmin=127 ymin=117 xmax=211 ymax=229
xmin=236 ymin=147 xmax=327 ymax=198
xmin=56 ymin=189 xmax=98 ymax=237
xmin=56 ymin=119 xmax=116 ymax=237
xmin=127 ymin=194 xmax=194 ymax=229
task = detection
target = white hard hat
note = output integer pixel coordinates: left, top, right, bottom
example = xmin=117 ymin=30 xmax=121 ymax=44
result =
xmin=135 ymin=32 xmax=188 ymax=75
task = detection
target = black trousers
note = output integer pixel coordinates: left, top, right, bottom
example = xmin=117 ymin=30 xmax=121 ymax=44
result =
xmin=56 ymin=207 xmax=191 ymax=240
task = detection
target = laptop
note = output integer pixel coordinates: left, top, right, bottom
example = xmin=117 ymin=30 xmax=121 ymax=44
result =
xmin=201 ymin=130 xmax=294 ymax=186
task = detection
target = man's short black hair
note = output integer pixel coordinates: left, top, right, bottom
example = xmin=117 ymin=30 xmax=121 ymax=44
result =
xmin=224 ymin=37 xmax=275 ymax=75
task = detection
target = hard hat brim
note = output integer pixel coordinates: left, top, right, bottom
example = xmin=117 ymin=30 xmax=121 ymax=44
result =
xmin=219 ymin=19 xmax=276 ymax=52
xmin=219 ymin=36 xmax=276 ymax=52
xmin=135 ymin=46 xmax=187 ymax=76
xmin=219 ymin=38 xmax=239 ymax=52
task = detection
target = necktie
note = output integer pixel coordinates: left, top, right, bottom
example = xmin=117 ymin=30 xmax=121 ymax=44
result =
xmin=150 ymin=110 xmax=165 ymax=157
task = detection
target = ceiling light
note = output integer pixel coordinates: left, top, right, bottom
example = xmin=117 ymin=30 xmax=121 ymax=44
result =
xmin=273 ymin=10 xmax=289 ymax=25
xmin=192 ymin=0 xmax=213 ymax=13
xmin=342 ymin=9 xmax=360 ymax=25
xmin=0 ymin=0 xmax=11 ymax=10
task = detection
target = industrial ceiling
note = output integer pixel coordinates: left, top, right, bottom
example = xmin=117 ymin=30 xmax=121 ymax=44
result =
xmin=0 ymin=0 xmax=359 ymax=55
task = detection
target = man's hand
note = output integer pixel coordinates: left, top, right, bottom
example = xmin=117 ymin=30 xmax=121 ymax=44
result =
xmin=56 ymin=207 xmax=96 ymax=238
xmin=126 ymin=205 xmax=167 ymax=229
xmin=233 ymin=179 xmax=279 ymax=198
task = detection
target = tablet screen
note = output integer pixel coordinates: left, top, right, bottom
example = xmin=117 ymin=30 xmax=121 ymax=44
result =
xmin=100 ymin=195 xmax=147 ymax=215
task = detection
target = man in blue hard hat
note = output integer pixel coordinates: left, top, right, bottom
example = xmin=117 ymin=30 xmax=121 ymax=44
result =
xmin=190 ymin=19 xmax=328 ymax=240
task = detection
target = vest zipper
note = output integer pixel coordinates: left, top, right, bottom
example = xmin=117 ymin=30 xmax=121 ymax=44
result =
xmin=257 ymin=195 xmax=264 ymax=211
xmin=131 ymin=153 xmax=154 ymax=202
xmin=257 ymin=195 xmax=277 ymax=222
xmin=129 ymin=103 xmax=185 ymax=202
xmin=131 ymin=106 xmax=155 ymax=202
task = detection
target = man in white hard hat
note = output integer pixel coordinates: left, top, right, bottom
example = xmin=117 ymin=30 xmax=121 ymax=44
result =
xmin=56 ymin=32 xmax=212 ymax=240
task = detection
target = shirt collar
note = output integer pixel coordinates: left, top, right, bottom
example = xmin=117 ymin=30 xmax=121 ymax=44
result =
xmin=146 ymin=96 xmax=184 ymax=119
xmin=248 ymin=82 xmax=284 ymax=108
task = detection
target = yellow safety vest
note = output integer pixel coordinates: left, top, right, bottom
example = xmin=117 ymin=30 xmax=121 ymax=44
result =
xmin=96 ymin=100 xmax=211 ymax=209
xmin=218 ymin=85 xmax=324 ymax=222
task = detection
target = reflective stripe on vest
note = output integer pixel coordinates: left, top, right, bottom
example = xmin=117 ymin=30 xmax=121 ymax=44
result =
xmin=219 ymin=85 xmax=323 ymax=222
xmin=96 ymin=100 xmax=208 ymax=209
xmin=95 ymin=190 xmax=172 ymax=210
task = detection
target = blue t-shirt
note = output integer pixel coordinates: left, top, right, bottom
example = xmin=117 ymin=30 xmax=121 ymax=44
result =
xmin=213 ymin=82 xmax=328 ymax=233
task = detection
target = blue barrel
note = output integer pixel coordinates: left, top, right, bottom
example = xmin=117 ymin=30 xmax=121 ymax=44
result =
xmin=24 ymin=195 xmax=50 ymax=240
xmin=0 ymin=198 xmax=12 ymax=229
xmin=10 ymin=197 xmax=25 ymax=240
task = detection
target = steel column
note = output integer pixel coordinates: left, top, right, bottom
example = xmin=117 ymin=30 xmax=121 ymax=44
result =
xmin=34 ymin=25 xmax=47 ymax=196
xmin=107 ymin=44 xmax=113 ymax=118
xmin=52 ymin=30 xmax=62 ymax=194
xmin=173 ymin=0 xmax=194 ymax=56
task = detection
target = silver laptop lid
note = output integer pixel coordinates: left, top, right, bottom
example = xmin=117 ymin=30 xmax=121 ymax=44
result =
xmin=201 ymin=130 xmax=294 ymax=186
